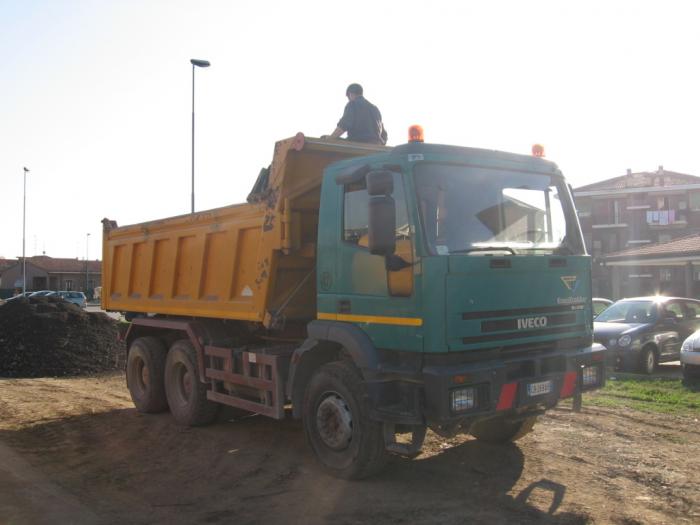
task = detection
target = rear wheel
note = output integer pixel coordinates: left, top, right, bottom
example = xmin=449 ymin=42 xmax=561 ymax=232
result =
xmin=639 ymin=346 xmax=657 ymax=375
xmin=302 ymin=361 xmax=388 ymax=479
xmin=470 ymin=415 xmax=538 ymax=444
xmin=164 ymin=340 xmax=219 ymax=426
xmin=126 ymin=336 xmax=168 ymax=413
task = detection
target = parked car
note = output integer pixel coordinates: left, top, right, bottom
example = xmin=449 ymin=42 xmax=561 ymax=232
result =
xmin=50 ymin=291 xmax=87 ymax=308
xmin=592 ymin=297 xmax=613 ymax=318
xmin=28 ymin=290 xmax=54 ymax=297
xmin=593 ymin=296 xmax=700 ymax=374
xmin=680 ymin=330 xmax=700 ymax=382
xmin=4 ymin=291 xmax=33 ymax=301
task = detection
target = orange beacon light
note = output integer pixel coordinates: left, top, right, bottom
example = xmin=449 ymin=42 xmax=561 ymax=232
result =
xmin=408 ymin=125 xmax=424 ymax=143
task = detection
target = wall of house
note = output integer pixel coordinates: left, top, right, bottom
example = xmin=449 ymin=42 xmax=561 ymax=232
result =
xmin=0 ymin=263 xmax=50 ymax=294
xmin=576 ymin=186 xmax=700 ymax=300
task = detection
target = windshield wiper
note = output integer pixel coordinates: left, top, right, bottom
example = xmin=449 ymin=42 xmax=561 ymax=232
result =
xmin=450 ymin=246 xmax=516 ymax=255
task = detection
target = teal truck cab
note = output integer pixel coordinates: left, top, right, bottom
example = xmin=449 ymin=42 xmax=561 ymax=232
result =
xmin=303 ymin=132 xmax=605 ymax=474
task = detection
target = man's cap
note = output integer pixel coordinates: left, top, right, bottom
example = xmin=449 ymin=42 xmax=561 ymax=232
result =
xmin=346 ymin=83 xmax=363 ymax=96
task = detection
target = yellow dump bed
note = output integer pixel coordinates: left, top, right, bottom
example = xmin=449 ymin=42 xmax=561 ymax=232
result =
xmin=102 ymin=135 xmax=387 ymax=326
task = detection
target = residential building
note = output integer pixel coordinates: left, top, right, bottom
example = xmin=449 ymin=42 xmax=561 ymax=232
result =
xmin=574 ymin=166 xmax=700 ymax=300
xmin=603 ymin=234 xmax=700 ymax=299
xmin=0 ymin=256 xmax=102 ymax=298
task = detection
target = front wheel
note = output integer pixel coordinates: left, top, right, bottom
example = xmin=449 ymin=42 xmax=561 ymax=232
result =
xmin=639 ymin=346 xmax=657 ymax=375
xmin=302 ymin=361 xmax=388 ymax=479
xmin=470 ymin=415 xmax=538 ymax=444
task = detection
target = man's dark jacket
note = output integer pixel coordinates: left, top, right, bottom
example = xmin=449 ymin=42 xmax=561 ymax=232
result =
xmin=338 ymin=96 xmax=387 ymax=145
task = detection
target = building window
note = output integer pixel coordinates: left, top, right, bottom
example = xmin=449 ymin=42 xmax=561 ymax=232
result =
xmin=576 ymin=199 xmax=591 ymax=217
xmin=658 ymin=234 xmax=672 ymax=244
xmin=693 ymin=269 xmax=700 ymax=282
xmin=65 ymin=279 xmax=73 ymax=291
xmin=659 ymin=268 xmax=672 ymax=282
xmin=592 ymin=240 xmax=602 ymax=256
xmin=592 ymin=199 xmax=625 ymax=224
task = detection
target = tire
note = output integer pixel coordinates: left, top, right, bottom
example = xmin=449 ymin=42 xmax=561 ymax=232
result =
xmin=164 ymin=339 xmax=220 ymax=426
xmin=126 ymin=336 xmax=168 ymax=413
xmin=302 ymin=361 xmax=388 ymax=480
xmin=470 ymin=415 xmax=538 ymax=444
xmin=639 ymin=346 xmax=657 ymax=375
xmin=682 ymin=363 xmax=700 ymax=380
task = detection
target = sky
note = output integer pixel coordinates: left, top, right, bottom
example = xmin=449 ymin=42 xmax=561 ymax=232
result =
xmin=2 ymin=0 xmax=700 ymax=260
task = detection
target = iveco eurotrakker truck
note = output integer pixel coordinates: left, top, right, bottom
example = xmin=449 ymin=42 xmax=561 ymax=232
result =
xmin=102 ymin=129 xmax=605 ymax=479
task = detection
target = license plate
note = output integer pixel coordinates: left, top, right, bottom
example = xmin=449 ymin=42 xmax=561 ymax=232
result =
xmin=527 ymin=380 xmax=553 ymax=396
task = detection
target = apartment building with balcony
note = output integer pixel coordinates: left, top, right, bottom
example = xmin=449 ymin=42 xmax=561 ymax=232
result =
xmin=574 ymin=167 xmax=700 ymax=299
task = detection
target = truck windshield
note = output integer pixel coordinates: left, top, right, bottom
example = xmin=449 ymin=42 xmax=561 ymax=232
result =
xmin=414 ymin=163 xmax=583 ymax=255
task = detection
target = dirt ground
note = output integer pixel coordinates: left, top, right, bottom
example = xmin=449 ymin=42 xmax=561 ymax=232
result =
xmin=0 ymin=372 xmax=698 ymax=525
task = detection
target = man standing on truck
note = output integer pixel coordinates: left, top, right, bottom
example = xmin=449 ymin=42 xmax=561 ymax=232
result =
xmin=326 ymin=83 xmax=387 ymax=145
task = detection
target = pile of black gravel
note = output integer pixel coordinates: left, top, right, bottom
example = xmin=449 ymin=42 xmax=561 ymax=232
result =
xmin=0 ymin=296 xmax=124 ymax=378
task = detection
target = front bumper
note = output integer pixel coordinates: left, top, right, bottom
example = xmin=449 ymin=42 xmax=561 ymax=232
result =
xmin=596 ymin=342 xmax=643 ymax=370
xmin=421 ymin=344 xmax=606 ymax=428
xmin=369 ymin=344 xmax=606 ymax=429
xmin=681 ymin=349 xmax=700 ymax=366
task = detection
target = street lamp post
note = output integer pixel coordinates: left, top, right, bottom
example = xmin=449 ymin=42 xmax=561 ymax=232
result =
xmin=22 ymin=167 xmax=29 ymax=294
xmin=85 ymin=233 xmax=90 ymax=295
xmin=190 ymin=58 xmax=210 ymax=213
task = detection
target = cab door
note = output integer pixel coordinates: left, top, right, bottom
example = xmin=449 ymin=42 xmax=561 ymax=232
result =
xmin=332 ymin=170 xmax=422 ymax=351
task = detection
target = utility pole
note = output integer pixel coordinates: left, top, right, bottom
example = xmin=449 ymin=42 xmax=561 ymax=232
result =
xmin=190 ymin=58 xmax=210 ymax=213
xmin=86 ymin=233 xmax=91 ymax=295
xmin=22 ymin=167 xmax=29 ymax=294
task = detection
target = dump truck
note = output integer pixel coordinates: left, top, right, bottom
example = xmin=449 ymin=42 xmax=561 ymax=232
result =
xmin=103 ymin=130 xmax=605 ymax=479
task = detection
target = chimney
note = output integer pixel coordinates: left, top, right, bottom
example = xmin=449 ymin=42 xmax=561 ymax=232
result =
xmin=626 ymin=168 xmax=632 ymax=176
xmin=658 ymin=165 xmax=664 ymax=174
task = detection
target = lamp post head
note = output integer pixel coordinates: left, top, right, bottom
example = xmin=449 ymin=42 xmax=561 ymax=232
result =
xmin=190 ymin=59 xmax=211 ymax=68
xmin=23 ymin=167 xmax=29 ymax=173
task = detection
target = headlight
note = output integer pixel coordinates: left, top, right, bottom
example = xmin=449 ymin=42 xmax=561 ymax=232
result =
xmin=618 ymin=335 xmax=632 ymax=347
xmin=451 ymin=387 xmax=476 ymax=412
xmin=582 ymin=366 xmax=600 ymax=386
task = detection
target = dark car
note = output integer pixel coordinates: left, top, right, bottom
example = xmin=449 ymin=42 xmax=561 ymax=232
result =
xmin=594 ymin=296 xmax=700 ymax=374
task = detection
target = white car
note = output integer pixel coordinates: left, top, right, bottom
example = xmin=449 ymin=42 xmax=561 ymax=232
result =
xmin=680 ymin=331 xmax=700 ymax=381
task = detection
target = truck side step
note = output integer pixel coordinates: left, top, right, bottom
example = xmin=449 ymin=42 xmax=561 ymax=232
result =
xmin=204 ymin=346 xmax=291 ymax=420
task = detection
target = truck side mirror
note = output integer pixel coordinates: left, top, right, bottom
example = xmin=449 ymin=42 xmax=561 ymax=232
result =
xmin=366 ymin=170 xmax=396 ymax=256
xmin=368 ymin=196 xmax=396 ymax=256
xmin=366 ymin=170 xmax=394 ymax=196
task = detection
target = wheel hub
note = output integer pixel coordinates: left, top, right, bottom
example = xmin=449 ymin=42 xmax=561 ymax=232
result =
xmin=140 ymin=363 xmax=149 ymax=388
xmin=174 ymin=363 xmax=193 ymax=403
xmin=316 ymin=393 xmax=353 ymax=450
